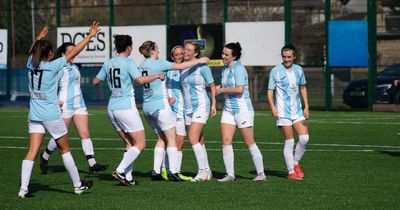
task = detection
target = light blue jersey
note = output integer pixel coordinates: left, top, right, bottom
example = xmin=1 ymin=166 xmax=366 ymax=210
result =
xmin=27 ymin=56 xmax=67 ymax=121
xmin=139 ymin=58 xmax=173 ymax=114
xmin=166 ymin=70 xmax=184 ymax=119
xmin=96 ymin=56 xmax=141 ymax=111
xmin=221 ymin=61 xmax=253 ymax=113
xmin=180 ymin=64 xmax=214 ymax=113
xmin=57 ymin=64 xmax=86 ymax=111
xmin=268 ymin=63 xmax=306 ymax=119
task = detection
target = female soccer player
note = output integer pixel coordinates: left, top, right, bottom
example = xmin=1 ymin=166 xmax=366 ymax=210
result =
xmin=93 ymin=35 xmax=164 ymax=186
xmin=40 ymin=42 xmax=107 ymax=174
xmin=138 ymin=41 xmax=209 ymax=181
xmin=19 ymin=22 xmax=100 ymax=198
xmin=267 ymin=44 xmax=310 ymax=180
xmin=181 ymin=41 xmax=216 ymax=182
xmin=216 ymin=42 xmax=266 ymax=182
xmin=159 ymin=45 xmax=193 ymax=181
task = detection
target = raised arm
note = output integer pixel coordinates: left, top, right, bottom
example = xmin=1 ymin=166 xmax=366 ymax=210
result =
xmin=65 ymin=21 xmax=101 ymax=63
xmin=171 ymin=57 xmax=209 ymax=70
xmin=300 ymin=85 xmax=309 ymax=119
xmin=135 ymin=73 xmax=165 ymax=85
xmin=28 ymin=26 xmax=49 ymax=54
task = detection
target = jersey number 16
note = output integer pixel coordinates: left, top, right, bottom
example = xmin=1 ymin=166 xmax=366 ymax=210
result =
xmin=109 ymin=68 xmax=121 ymax=88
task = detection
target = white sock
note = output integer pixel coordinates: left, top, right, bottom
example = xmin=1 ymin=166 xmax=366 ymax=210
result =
xmin=249 ymin=143 xmax=264 ymax=175
xmin=176 ymin=151 xmax=183 ymax=173
xmin=82 ymin=138 xmax=96 ymax=167
xmin=294 ymin=135 xmax=309 ymax=164
xmin=20 ymin=160 xmax=34 ymax=192
xmin=116 ymin=147 xmax=140 ymax=174
xmin=125 ymin=161 xmax=134 ymax=181
xmin=202 ymin=144 xmax=210 ymax=170
xmin=61 ymin=152 xmax=81 ymax=188
xmin=284 ymin=139 xmax=295 ymax=174
xmin=43 ymin=138 xmax=57 ymax=161
xmin=167 ymin=147 xmax=178 ymax=174
xmin=192 ymin=143 xmax=206 ymax=170
xmin=222 ymin=145 xmax=234 ymax=176
xmin=153 ymin=147 xmax=165 ymax=174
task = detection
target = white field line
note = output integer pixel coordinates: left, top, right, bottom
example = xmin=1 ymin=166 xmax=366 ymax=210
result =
xmin=0 ymin=145 xmax=398 ymax=152
xmin=0 ymin=136 xmax=399 ymax=149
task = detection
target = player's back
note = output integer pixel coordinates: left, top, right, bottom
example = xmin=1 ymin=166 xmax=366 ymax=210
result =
xmin=99 ymin=56 xmax=141 ymax=110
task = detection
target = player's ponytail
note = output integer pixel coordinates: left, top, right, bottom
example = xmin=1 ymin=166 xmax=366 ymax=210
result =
xmin=31 ymin=40 xmax=53 ymax=69
xmin=139 ymin=41 xmax=156 ymax=58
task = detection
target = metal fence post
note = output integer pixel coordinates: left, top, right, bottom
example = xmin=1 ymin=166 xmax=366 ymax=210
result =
xmin=367 ymin=0 xmax=377 ymax=110
xmin=325 ymin=0 xmax=332 ymax=110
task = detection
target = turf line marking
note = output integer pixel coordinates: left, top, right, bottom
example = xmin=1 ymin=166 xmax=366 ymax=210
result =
xmin=1 ymin=136 xmax=399 ymax=149
xmin=0 ymin=145 xmax=398 ymax=152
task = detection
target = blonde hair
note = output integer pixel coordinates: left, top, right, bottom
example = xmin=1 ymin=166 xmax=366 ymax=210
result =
xmin=139 ymin=41 xmax=156 ymax=58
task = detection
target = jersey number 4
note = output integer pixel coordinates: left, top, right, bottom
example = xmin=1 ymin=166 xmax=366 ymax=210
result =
xmin=109 ymin=68 xmax=121 ymax=88
xmin=30 ymin=69 xmax=44 ymax=90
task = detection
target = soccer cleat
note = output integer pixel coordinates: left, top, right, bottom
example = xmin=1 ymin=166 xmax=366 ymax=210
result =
xmin=287 ymin=172 xmax=303 ymax=180
xmin=217 ymin=175 xmax=235 ymax=182
xmin=112 ymin=171 xmax=128 ymax=185
xmin=89 ymin=163 xmax=109 ymax=174
xmin=177 ymin=172 xmax=193 ymax=181
xmin=161 ymin=169 xmax=169 ymax=181
xmin=252 ymin=173 xmax=267 ymax=181
xmin=191 ymin=171 xmax=207 ymax=182
xmin=74 ymin=180 xmax=93 ymax=195
xmin=151 ymin=170 xmax=164 ymax=181
xmin=39 ymin=153 xmax=49 ymax=174
xmin=168 ymin=172 xmax=183 ymax=182
xmin=294 ymin=164 xmax=304 ymax=178
xmin=125 ymin=178 xmax=136 ymax=186
xmin=18 ymin=189 xmax=28 ymax=198
xmin=205 ymin=169 xmax=213 ymax=181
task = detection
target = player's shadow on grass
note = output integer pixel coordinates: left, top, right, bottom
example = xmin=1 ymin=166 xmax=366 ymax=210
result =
xmin=44 ymin=165 xmax=67 ymax=174
xmin=249 ymin=170 xmax=287 ymax=178
xmin=378 ymin=151 xmax=400 ymax=158
xmin=212 ymin=171 xmax=247 ymax=180
xmin=28 ymin=182 xmax=71 ymax=196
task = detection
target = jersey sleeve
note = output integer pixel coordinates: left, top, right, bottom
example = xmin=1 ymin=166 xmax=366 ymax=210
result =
xmin=299 ymin=67 xmax=307 ymax=86
xmin=96 ymin=63 xmax=107 ymax=81
xmin=26 ymin=56 xmax=33 ymax=68
xmin=49 ymin=57 xmax=67 ymax=74
xmin=158 ymin=60 xmax=174 ymax=72
xmin=200 ymin=65 xmax=214 ymax=85
xmin=128 ymin=60 xmax=141 ymax=79
xmin=268 ymin=68 xmax=277 ymax=90
xmin=234 ymin=65 xmax=247 ymax=86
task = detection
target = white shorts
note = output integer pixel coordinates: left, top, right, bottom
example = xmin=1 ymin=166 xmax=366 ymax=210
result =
xmin=28 ymin=119 xmax=68 ymax=139
xmin=185 ymin=111 xmax=209 ymax=126
xmin=175 ymin=117 xmax=187 ymax=136
xmin=61 ymin=107 xmax=88 ymax=119
xmin=276 ymin=116 xmax=306 ymax=126
xmin=221 ymin=110 xmax=254 ymax=128
xmin=144 ymin=109 xmax=176 ymax=134
xmin=108 ymin=108 xmax=144 ymax=133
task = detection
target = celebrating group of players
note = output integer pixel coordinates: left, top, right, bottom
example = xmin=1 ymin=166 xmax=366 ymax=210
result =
xmin=18 ymin=22 xmax=310 ymax=198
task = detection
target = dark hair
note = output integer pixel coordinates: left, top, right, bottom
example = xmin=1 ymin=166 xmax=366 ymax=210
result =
xmin=54 ymin=42 xmax=75 ymax=60
xmin=225 ymin=42 xmax=242 ymax=60
xmin=114 ymin=34 xmax=132 ymax=53
xmin=31 ymin=40 xmax=53 ymax=69
xmin=184 ymin=41 xmax=201 ymax=58
xmin=139 ymin=41 xmax=156 ymax=58
xmin=281 ymin=44 xmax=297 ymax=57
